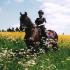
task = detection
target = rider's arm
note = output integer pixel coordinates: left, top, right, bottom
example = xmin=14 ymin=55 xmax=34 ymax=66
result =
xmin=44 ymin=18 xmax=47 ymax=23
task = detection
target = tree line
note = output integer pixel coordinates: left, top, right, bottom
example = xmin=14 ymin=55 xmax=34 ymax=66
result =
xmin=0 ymin=27 xmax=23 ymax=32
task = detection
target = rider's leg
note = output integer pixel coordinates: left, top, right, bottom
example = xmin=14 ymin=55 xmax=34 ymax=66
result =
xmin=40 ymin=26 xmax=47 ymax=38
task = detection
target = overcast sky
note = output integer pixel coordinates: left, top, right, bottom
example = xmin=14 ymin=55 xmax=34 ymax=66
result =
xmin=0 ymin=0 xmax=70 ymax=34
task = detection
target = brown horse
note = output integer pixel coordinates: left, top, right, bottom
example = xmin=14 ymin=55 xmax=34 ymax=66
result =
xmin=20 ymin=12 xmax=58 ymax=52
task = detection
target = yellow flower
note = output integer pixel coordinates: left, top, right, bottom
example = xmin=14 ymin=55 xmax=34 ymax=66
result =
xmin=0 ymin=32 xmax=25 ymax=40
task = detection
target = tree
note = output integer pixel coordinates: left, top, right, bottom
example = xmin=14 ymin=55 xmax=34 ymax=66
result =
xmin=15 ymin=27 xmax=20 ymax=31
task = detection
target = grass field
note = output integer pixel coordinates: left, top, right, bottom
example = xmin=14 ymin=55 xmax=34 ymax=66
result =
xmin=0 ymin=32 xmax=70 ymax=70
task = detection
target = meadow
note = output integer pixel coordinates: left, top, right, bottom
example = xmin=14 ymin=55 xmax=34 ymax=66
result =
xmin=0 ymin=32 xmax=70 ymax=70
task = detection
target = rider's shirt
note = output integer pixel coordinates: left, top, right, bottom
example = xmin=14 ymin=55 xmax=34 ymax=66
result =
xmin=35 ymin=17 xmax=46 ymax=26
xmin=35 ymin=17 xmax=47 ymax=37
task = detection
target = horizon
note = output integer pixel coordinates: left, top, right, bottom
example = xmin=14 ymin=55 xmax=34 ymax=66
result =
xmin=0 ymin=0 xmax=70 ymax=34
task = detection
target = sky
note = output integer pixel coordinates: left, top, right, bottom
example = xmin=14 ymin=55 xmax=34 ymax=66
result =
xmin=0 ymin=0 xmax=70 ymax=34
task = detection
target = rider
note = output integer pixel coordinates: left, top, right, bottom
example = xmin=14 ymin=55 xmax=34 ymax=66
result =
xmin=35 ymin=10 xmax=47 ymax=38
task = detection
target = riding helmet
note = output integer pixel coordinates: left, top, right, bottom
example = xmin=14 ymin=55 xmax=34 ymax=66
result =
xmin=38 ymin=10 xmax=44 ymax=15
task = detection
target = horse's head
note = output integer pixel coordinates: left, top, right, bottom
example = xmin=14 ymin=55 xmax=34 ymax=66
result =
xmin=20 ymin=12 xmax=27 ymax=31
xmin=20 ymin=12 xmax=27 ymax=21
xmin=20 ymin=12 xmax=33 ymax=28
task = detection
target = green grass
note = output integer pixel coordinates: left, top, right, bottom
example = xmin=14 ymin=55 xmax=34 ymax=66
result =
xmin=0 ymin=37 xmax=70 ymax=70
xmin=0 ymin=37 xmax=26 ymax=50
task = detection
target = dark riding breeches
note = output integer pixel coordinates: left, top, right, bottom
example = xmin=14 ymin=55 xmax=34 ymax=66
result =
xmin=38 ymin=25 xmax=47 ymax=37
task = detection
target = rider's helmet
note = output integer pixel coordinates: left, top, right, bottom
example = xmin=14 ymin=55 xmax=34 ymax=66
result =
xmin=38 ymin=10 xmax=44 ymax=15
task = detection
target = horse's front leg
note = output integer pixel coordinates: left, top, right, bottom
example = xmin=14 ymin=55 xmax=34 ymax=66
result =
xmin=24 ymin=38 xmax=30 ymax=49
xmin=33 ymin=41 xmax=40 ymax=53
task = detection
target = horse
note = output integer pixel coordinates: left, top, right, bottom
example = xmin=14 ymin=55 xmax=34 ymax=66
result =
xmin=20 ymin=12 xmax=58 ymax=52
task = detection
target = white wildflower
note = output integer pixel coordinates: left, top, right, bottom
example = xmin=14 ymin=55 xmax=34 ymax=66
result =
xmin=56 ymin=69 xmax=58 ymax=70
xmin=2 ymin=49 xmax=7 ymax=54
xmin=66 ymin=57 xmax=70 ymax=61
xmin=61 ymin=61 xmax=65 ymax=63
xmin=18 ymin=61 xmax=23 ymax=65
xmin=47 ymin=64 xmax=56 ymax=69
xmin=25 ymin=68 xmax=28 ymax=70
xmin=46 ymin=58 xmax=50 ymax=61
xmin=40 ymin=65 xmax=43 ymax=68
xmin=24 ymin=59 xmax=36 ymax=67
